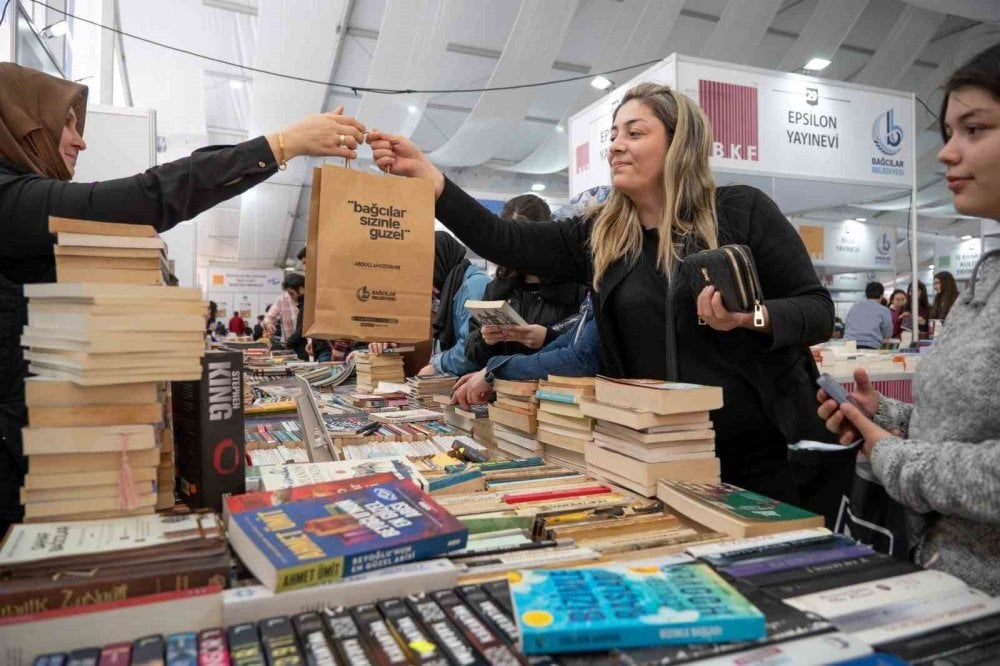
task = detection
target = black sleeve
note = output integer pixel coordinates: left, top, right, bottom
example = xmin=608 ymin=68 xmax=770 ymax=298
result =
xmin=436 ymin=178 xmax=593 ymax=284
xmin=0 ymin=136 xmax=278 ymax=257
xmin=287 ymin=299 xmax=305 ymax=350
xmin=742 ymin=188 xmax=834 ymax=348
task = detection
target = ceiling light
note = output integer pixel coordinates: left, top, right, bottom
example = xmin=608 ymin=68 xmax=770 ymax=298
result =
xmin=407 ymin=105 xmax=419 ymax=114
xmin=961 ymin=235 xmax=973 ymax=240
xmin=229 ymin=79 xmax=244 ymax=90
xmin=531 ymin=183 xmax=546 ymax=192
xmin=928 ymin=265 xmax=934 ymax=270
xmin=803 ymin=58 xmax=831 ymax=71
xmin=555 ymin=125 xmax=565 ymax=133
xmin=42 ymin=20 xmax=68 ymax=38
xmin=591 ymin=76 xmax=614 ymax=91
xmin=854 ymin=217 xmax=866 ymax=222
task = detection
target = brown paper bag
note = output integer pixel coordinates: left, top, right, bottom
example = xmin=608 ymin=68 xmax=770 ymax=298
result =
xmin=304 ymin=164 xmax=434 ymax=343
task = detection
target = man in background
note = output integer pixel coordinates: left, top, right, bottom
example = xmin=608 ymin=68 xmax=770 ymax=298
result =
xmin=263 ymin=289 xmax=297 ymax=345
xmin=253 ymin=314 xmax=265 ymax=341
xmin=844 ymin=282 xmax=893 ymax=350
xmin=228 ymin=310 xmax=247 ymax=336
xmin=281 ymin=272 xmax=309 ymax=360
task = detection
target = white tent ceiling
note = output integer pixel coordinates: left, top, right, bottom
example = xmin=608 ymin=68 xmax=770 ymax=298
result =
xmin=114 ymin=0 xmax=1000 ymax=269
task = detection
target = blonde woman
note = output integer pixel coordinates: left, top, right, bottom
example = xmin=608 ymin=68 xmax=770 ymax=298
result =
xmin=369 ymin=83 xmax=833 ymax=501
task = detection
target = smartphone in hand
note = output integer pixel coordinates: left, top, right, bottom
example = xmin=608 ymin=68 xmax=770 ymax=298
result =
xmin=816 ymin=373 xmax=873 ymax=419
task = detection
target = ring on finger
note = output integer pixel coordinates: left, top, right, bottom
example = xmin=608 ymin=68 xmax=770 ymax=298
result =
xmin=339 ymin=134 xmax=345 ymax=147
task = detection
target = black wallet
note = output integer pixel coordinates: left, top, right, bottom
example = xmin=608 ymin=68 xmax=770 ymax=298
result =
xmin=683 ymin=244 xmax=765 ymax=327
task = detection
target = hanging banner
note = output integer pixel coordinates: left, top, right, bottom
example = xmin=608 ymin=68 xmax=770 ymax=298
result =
xmin=569 ymin=54 xmax=913 ymax=197
xmin=208 ymin=268 xmax=285 ymax=293
xmin=823 ymin=272 xmax=889 ymax=291
xmin=791 ymin=220 xmax=895 ymax=271
xmin=937 ymin=238 xmax=982 ymax=280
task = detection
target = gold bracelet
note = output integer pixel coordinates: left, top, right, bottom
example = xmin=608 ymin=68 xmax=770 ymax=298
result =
xmin=277 ymin=133 xmax=287 ymax=170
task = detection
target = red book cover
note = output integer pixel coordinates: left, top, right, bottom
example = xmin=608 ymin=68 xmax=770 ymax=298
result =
xmin=224 ymin=473 xmax=399 ymax=516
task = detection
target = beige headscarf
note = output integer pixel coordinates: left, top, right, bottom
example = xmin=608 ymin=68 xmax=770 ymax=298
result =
xmin=0 ymin=62 xmax=88 ymax=181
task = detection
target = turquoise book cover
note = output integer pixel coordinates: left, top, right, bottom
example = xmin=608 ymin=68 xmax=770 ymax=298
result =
xmin=509 ymin=563 xmax=765 ymax=654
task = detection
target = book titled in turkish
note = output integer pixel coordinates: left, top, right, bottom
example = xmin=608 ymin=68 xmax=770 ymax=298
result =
xmin=228 ymin=479 xmax=468 ymax=592
xmin=657 ymin=481 xmax=824 ymax=538
xmin=509 ymin=563 xmax=765 ymax=654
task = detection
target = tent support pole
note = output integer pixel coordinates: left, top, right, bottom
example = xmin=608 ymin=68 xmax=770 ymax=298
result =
xmin=910 ymin=93 xmax=919 ymax=345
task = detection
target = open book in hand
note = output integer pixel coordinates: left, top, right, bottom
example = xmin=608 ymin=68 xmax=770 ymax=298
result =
xmin=464 ymin=300 xmax=528 ymax=326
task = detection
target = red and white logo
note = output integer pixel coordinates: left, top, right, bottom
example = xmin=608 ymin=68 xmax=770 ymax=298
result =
xmin=575 ymin=142 xmax=590 ymax=174
xmin=698 ymin=80 xmax=759 ymax=162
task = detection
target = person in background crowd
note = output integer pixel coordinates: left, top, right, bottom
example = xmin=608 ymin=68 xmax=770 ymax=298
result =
xmin=369 ymin=82 xmax=833 ymax=501
xmin=818 ymin=43 xmax=1000 ymax=594
xmin=930 ymin=270 xmax=960 ymax=322
xmin=263 ymin=291 xmax=297 ymax=343
xmin=843 ymin=282 xmax=892 ymax=350
xmin=282 ymin=272 xmax=309 ymax=361
xmin=296 ymin=246 xmax=333 ymax=363
xmin=464 ymin=194 xmax=588 ymax=368
xmin=252 ymin=314 xmax=265 ymax=341
xmin=206 ymin=300 xmax=219 ymax=335
xmin=900 ymin=280 xmax=930 ymax=336
xmin=453 ymin=295 xmax=600 ymax=408
xmin=228 ymin=310 xmax=247 ymax=336
xmin=213 ymin=320 xmax=227 ymax=339
xmin=832 ymin=317 xmax=845 ymax=339
xmin=888 ymin=288 xmax=908 ymax=338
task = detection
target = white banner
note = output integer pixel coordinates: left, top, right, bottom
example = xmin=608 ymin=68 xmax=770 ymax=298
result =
xmin=938 ymin=238 xmax=982 ymax=280
xmin=823 ymin=271 xmax=889 ymax=291
xmin=793 ymin=220 xmax=895 ymax=271
xmin=208 ymin=268 xmax=285 ymax=293
xmin=569 ymin=55 xmax=913 ymax=197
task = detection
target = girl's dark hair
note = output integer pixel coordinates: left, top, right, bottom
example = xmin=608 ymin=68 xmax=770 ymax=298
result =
xmin=889 ymin=289 xmax=907 ymax=308
xmin=497 ymin=194 xmax=552 ymax=280
xmin=907 ymin=281 xmax=930 ymax=310
xmin=940 ymin=43 xmax=1000 ymax=142
xmin=931 ymin=271 xmax=960 ymax=319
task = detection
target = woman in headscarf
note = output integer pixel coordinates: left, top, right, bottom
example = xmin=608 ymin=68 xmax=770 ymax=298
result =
xmin=426 ymin=231 xmax=489 ymax=376
xmin=0 ymin=63 xmax=366 ymax=530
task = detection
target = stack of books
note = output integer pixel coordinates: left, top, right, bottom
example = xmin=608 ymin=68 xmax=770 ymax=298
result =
xmin=442 ymin=403 xmax=487 ymax=435
xmin=581 ymin=377 xmax=724 ymax=496
xmin=406 ymin=373 xmax=458 ymax=403
xmin=534 ymin=376 xmax=596 ymax=473
xmin=487 ymin=380 xmax=540 ymax=459
xmin=21 ymin=380 xmax=165 ymax=522
xmin=50 ymin=217 xmax=168 ymax=286
xmin=21 ymin=283 xmax=205 ymax=385
xmin=354 ymin=352 xmax=405 ymax=391
xmin=0 ymin=513 xmax=227 ymax=659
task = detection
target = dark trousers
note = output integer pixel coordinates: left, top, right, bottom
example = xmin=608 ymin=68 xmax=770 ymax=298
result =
xmin=0 ymin=401 xmax=26 ymax=535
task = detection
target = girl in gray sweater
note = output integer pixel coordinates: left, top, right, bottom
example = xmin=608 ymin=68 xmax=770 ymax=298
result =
xmin=819 ymin=43 xmax=1000 ymax=594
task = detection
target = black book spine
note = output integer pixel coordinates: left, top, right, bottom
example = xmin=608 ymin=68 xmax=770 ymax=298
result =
xmin=227 ymin=623 xmax=266 ymax=666
xmin=456 ymin=585 xmax=520 ymax=647
xmin=480 ymin=581 xmax=514 ymax=618
xmin=740 ymin=553 xmax=895 ymax=588
xmin=761 ymin=559 xmax=921 ymax=599
xmin=197 ymin=628 xmax=231 ymax=665
xmin=430 ymin=590 xmax=525 ymax=666
xmin=406 ymin=594 xmax=486 ymax=666
xmin=323 ymin=607 xmax=376 ymax=666
xmin=350 ymin=603 xmax=410 ymax=666
xmin=33 ymin=655 xmax=68 ymax=666
xmin=375 ymin=597 xmax=450 ymax=665
xmin=876 ymin=612 xmax=1000 ymax=661
xmin=131 ymin=636 xmax=166 ymax=666
xmin=292 ymin=612 xmax=340 ymax=666
xmin=65 ymin=648 xmax=102 ymax=666
xmin=259 ymin=616 xmax=305 ymax=666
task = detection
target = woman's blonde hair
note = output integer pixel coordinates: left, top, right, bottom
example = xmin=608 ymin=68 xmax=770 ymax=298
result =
xmin=590 ymin=83 xmax=718 ymax=289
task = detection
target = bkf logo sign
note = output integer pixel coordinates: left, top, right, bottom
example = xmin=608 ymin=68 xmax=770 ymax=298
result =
xmin=356 ymin=286 xmax=370 ymax=302
xmin=872 ymin=109 xmax=903 ymax=156
xmin=877 ymin=233 xmax=892 ymax=255
xmin=575 ymin=142 xmax=590 ymax=174
xmin=699 ymin=80 xmax=759 ymax=161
